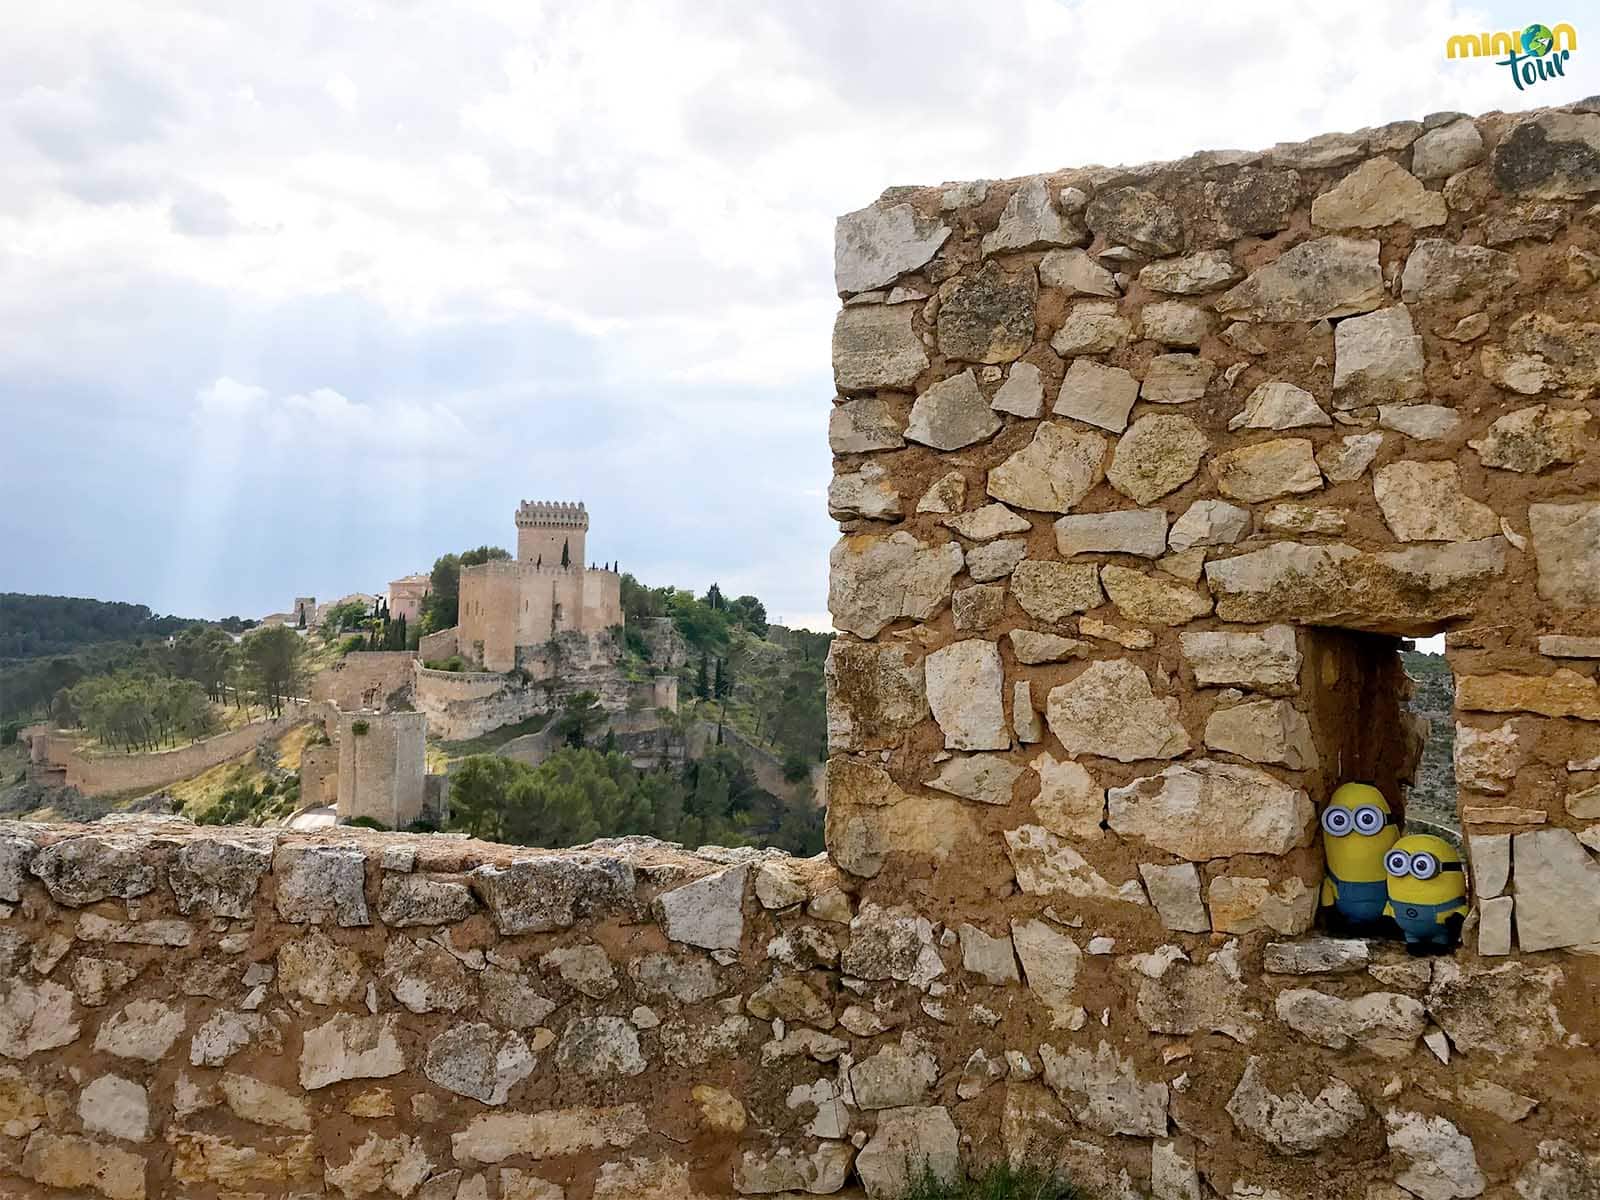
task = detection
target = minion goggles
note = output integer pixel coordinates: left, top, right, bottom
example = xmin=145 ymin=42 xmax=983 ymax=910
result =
xmin=1319 ymin=805 xmax=1396 ymax=837
xmin=1383 ymin=849 xmax=1463 ymax=880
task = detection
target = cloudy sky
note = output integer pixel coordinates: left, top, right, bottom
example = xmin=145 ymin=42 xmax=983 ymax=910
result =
xmin=0 ymin=1 xmax=1590 ymax=630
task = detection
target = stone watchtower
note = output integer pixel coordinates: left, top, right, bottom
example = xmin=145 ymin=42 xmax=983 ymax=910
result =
xmin=516 ymin=500 xmax=588 ymax=569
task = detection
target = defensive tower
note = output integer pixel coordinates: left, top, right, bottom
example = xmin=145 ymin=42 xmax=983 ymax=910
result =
xmin=515 ymin=500 xmax=588 ymax=569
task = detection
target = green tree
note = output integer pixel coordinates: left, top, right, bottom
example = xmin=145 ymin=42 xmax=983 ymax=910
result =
xmin=243 ymin=625 xmax=304 ymax=717
xmin=320 ymin=601 xmax=368 ymax=637
xmin=728 ymin=595 xmax=768 ymax=636
xmin=553 ymin=691 xmax=607 ymax=749
xmin=696 ymin=653 xmax=710 ymax=700
xmin=420 ymin=545 xmax=510 ymax=632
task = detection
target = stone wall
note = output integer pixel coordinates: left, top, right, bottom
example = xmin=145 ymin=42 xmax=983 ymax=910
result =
xmin=413 ymin=668 xmax=541 ymax=743
xmin=311 ymin=653 xmax=419 ymax=713
xmin=458 ymin=563 xmax=623 ymax=673
xmin=33 ymin=706 xmax=315 ymax=796
xmin=823 ymin=101 xmax=1600 ymax=1197
xmin=419 ymin=627 xmax=460 ymax=663
xmin=299 ymin=743 xmax=340 ymax=811
xmin=0 ymin=819 xmax=861 ymax=1200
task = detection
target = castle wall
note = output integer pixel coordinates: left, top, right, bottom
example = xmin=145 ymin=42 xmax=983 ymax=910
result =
xmin=337 ymin=710 xmax=428 ymax=829
xmin=516 ymin=500 xmax=589 ymax=567
xmin=309 ymin=652 xmax=417 ymax=712
xmin=822 ymin=102 xmax=1600 ymax=1197
xmin=413 ymin=666 xmax=542 ymax=742
xmin=38 ymin=705 xmax=314 ymax=796
xmin=459 ymin=563 xmax=622 ymax=673
xmin=0 ymin=822 xmax=853 ymax=1200
xmin=297 ymin=742 xmax=340 ymax=810
xmin=417 ymin=626 xmax=459 ymax=663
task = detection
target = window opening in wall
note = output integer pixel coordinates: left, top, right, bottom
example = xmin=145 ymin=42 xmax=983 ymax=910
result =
xmin=1311 ymin=628 xmax=1466 ymax=956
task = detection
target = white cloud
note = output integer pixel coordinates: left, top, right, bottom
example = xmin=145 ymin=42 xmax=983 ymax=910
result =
xmin=3 ymin=0 xmax=1594 ymax=622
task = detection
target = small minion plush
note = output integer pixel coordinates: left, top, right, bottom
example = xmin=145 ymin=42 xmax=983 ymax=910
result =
xmin=1383 ymin=834 xmax=1470 ymax=955
xmin=1319 ymin=782 xmax=1401 ymax=932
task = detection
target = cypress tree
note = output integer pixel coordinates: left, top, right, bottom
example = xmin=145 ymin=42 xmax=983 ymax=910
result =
xmin=696 ymin=653 xmax=710 ymax=699
xmin=561 ymin=539 xmax=570 ymax=569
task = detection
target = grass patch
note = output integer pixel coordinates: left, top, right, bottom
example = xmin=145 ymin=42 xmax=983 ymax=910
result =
xmin=903 ymin=1163 xmax=1083 ymax=1200
xmin=433 ymin=712 xmax=550 ymax=762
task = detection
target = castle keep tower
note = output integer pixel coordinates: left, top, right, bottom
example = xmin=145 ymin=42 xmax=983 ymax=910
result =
xmin=516 ymin=500 xmax=588 ymax=568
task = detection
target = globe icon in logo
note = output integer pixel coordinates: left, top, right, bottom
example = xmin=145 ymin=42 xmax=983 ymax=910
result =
xmin=1521 ymin=23 xmax=1555 ymax=55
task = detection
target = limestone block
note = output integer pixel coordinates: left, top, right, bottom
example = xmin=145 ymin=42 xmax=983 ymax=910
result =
xmin=958 ymin=923 xmax=1020 ymax=985
xmin=1529 ymin=502 xmax=1600 ymax=608
xmin=1513 ymin=1140 xmax=1600 ymax=1198
xmin=1106 ymin=414 xmax=1209 ymax=504
xmin=1468 ymin=833 xmax=1511 ymax=897
xmin=851 ymin=1034 xmax=939 ymax=1108
xmin=95 ymin=1000 xmax=184 ymax=1063
xmin=952 ymin=583 xmax=1005 ymax=631
xmin=469 ymin=855 xmax=635 ymax=936
xmin=1229 ymin=381 xmax=1331 ymax=431
xmin=983 ymin=178 xmax=1086 ymax=254
xmin=1410 ymin=118 xmax=1483 ymax=178
xmin=944 ymin=502 xmax=1030 ymax=541
xmin=938 ymin=260 xmax=1038 ymax=363
xmin=1008 ymin=630 xmax=1089 ymax=664
xmin=1051 ymin=300 xmax=1132 ymax=357
xmin=1469 ymin=405 xmax=1590 ymax=473
xmin=1203 ymin=698 xmax=1317 ymax=768
xmin=1013 ymin=681 xmax=1043 ymax=743
xmin=1374 ymin=462 xmax=1498 ymax=542
xmin=1086 ymin=186 xmax=1182 ymax=254
xmin=926 ymin=753 xmax=1021 ymax=806
xmin=991 ymin=361 xmax=1045 ymax=417
xmin=1139 ymin=863 xmax=1209 ymax=932
xmin=1378 ymin=404 xmax=1461 ymax=441
xmin=1316 ymin=432 xmax=1383 ymax=482
xmin=1478 ymin=895 xmax=1513 ymax=957
xmin=1100 ymin=565 xmax=1212 ymax=626
xmin=1046 ymin=660 xmax=1190 ymax=763
xmin=1141 ymin=354 xmax=1215 ymax=403
xmin=1211 ymin=438 xmax=1322 ymax=503
xmin=29 ymin=836 xmax=155 ymax=907
xmin=1513 ymin=829 xmax=1600 ymax=952
xmin=1137 ymin=950 xmax=1257 ymax=1043
xmin=824 ymin=639 xmax=928 ymax=752
xmin=829 ymin=395 xmax=905 ymax=453
xmin=655 ymin=864 xmax=747 ymax=951
xmin=856 ymin=1106 xmax=959 ymax=1199
xmin=986 ymin=423 xmax=1108 ymax=513
xmin=833 ymin=303 xmax=927 ymax=391
xmin=1179 ymin=624 xmax=1300 ymax=691
xmin=915 ymin=469 xmax=966 ymax=513
xmin=1216 ymin=236 xmax=1383 ymax=322
xmin=1385 ymin=1110 xmax=1486 ymax=1200
xmin=219 ymin=1073 xmax=312 ymax=1132
xmin=835 ymin=202 xmax=950 ymax=294
xmin=1262 ymin=504 xmax=1346 ymax=535
xmin=21 ymin=1132 xmax=149 ymax=1200
xmin=1274 ymin=988 xmax=1425 ymax=1055
xmin=451 ymin=1104 xmax=647 ymax=1166
xmin=1054 ymin=509 xmax=1167 ymax=558
xmin=1140 ymin=304 xmax=1215 ymax=349
xmin=381 ymin=936 xmax=471 ymax=1013
xmin=1455 ymin=726 xmax=1522 ymax=796
xmin=1004 ymin=825 xmax=1146 ymax=903
xmin=1011 ymin=560 xmax=1105 ymax=623
xmin=1332 ymin=305 xmax=1424 ymax=408
xmin=1053 ymin=359 xmax=1139 ymax=433
xmin=555 ymin=1016 xmax=646 ymax=1079
xmin=1040 ymin=247 xmax=1119 ymax=296
xmin=1311 ymin=157 xmax=1446 ymax=229
xmin=0 ymin=978 xmax=79 ymax=1059
xmin=1109 ymin=760 xmax=1313 ymax=860
xmin=1168 ymin=500 xmax=1250 ymax=551
xmin=278 ymin=928 xmax=365 ymax=1005
xmin=1039 ymin=1040 xmax=1168 ymax=1136
xmin=1400 ymin=238 xmax=1517 ymax=302
xmin=273 ymin=844 xmax=370 ymax=927
xmin=906 ymin=369 xmax=1002 ymax=451
xmin=966 ymin=538 xmax=1026 ymax=582
xmin=1139 ymin=250 xmax=1242 ymax=295
xmin=925 ymin=639 xmax=1008 ymax=751
xmin=190 ymin=1010 xmax=279 ymax=1068
xmin=827 ymin=531 xmax=963 ymax=638
xmin=1226 ymin=1057 xmax=1365 ymax=1154
xmin=1490 ymin=110 xmax=1600 ymax=198
xmin=1457 ymin=669 xmax=1600 ymax=720
xmin=1208 ymin=875 xmax=1317 ymax=935
xmin=1030 ymin=752 xmax=1105 ymax=839
xmin=377 ymin=874 xmax=476 ymax=927
xmin=1204 ymin=538 xmax=1506 ymax=634
xmin=168 ymin=837 xmax=273 ymax=918
xmin=1011 ymin=918 xmax=1083 ymax=1027
xmin=827 ymin=462 xmax=902 ymax=520
xmin=1262 ymin=938 xmax=1369 ymax=974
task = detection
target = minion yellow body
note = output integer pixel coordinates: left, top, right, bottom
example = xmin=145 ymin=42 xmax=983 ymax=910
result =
xmin=1319 ymin=782 xmax=1400 ymax=929
xmin=1383 ymin=834 xmax=1469 ymax=952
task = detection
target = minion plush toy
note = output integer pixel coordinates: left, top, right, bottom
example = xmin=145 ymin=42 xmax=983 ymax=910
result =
xmin=1383 ymin=835 xmax=1470 ymax=955
xmin=1319 ymin=782 xmax=1401 ymax=933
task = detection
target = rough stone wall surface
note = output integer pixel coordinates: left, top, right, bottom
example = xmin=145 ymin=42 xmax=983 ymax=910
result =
xmin=458 ymin=564 xmax=623 ymax=673
xmin=418 ymin=627 xmax=460 ymax=663
xmin=298 ymin=743 xmax=340 ymax=812
xmin=311 ymin=653 xmax=418 ymax=713
xmin=823 ymin=101 xmax=1600 ymax=1198
xmin=38 ymin=707 xmax=314 ymax=796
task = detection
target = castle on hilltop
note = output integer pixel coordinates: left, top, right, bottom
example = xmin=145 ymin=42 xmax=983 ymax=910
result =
xmin=454 ymin=500 xmax=623 ymax=671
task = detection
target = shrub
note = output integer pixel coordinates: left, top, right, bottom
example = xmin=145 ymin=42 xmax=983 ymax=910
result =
xmin=345 ymin=815 xmax=388 ymax=831
xmin=351 ymin=720 xmax=370 ymax=736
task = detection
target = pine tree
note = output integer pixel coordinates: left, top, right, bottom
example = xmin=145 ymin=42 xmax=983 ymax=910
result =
xmin=296 ymin=606 xmax=306 ymax=630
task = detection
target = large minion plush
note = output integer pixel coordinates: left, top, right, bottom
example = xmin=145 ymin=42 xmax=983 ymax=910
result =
xmin=1319 ymin=782 xmax=1401 ymax=932
xmin=1383 ymin=834 xmax=1470 ymax=955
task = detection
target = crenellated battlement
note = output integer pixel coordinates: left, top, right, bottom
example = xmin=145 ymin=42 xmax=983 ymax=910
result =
xmin=515 ymin=499 xmax=589 ymax=529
